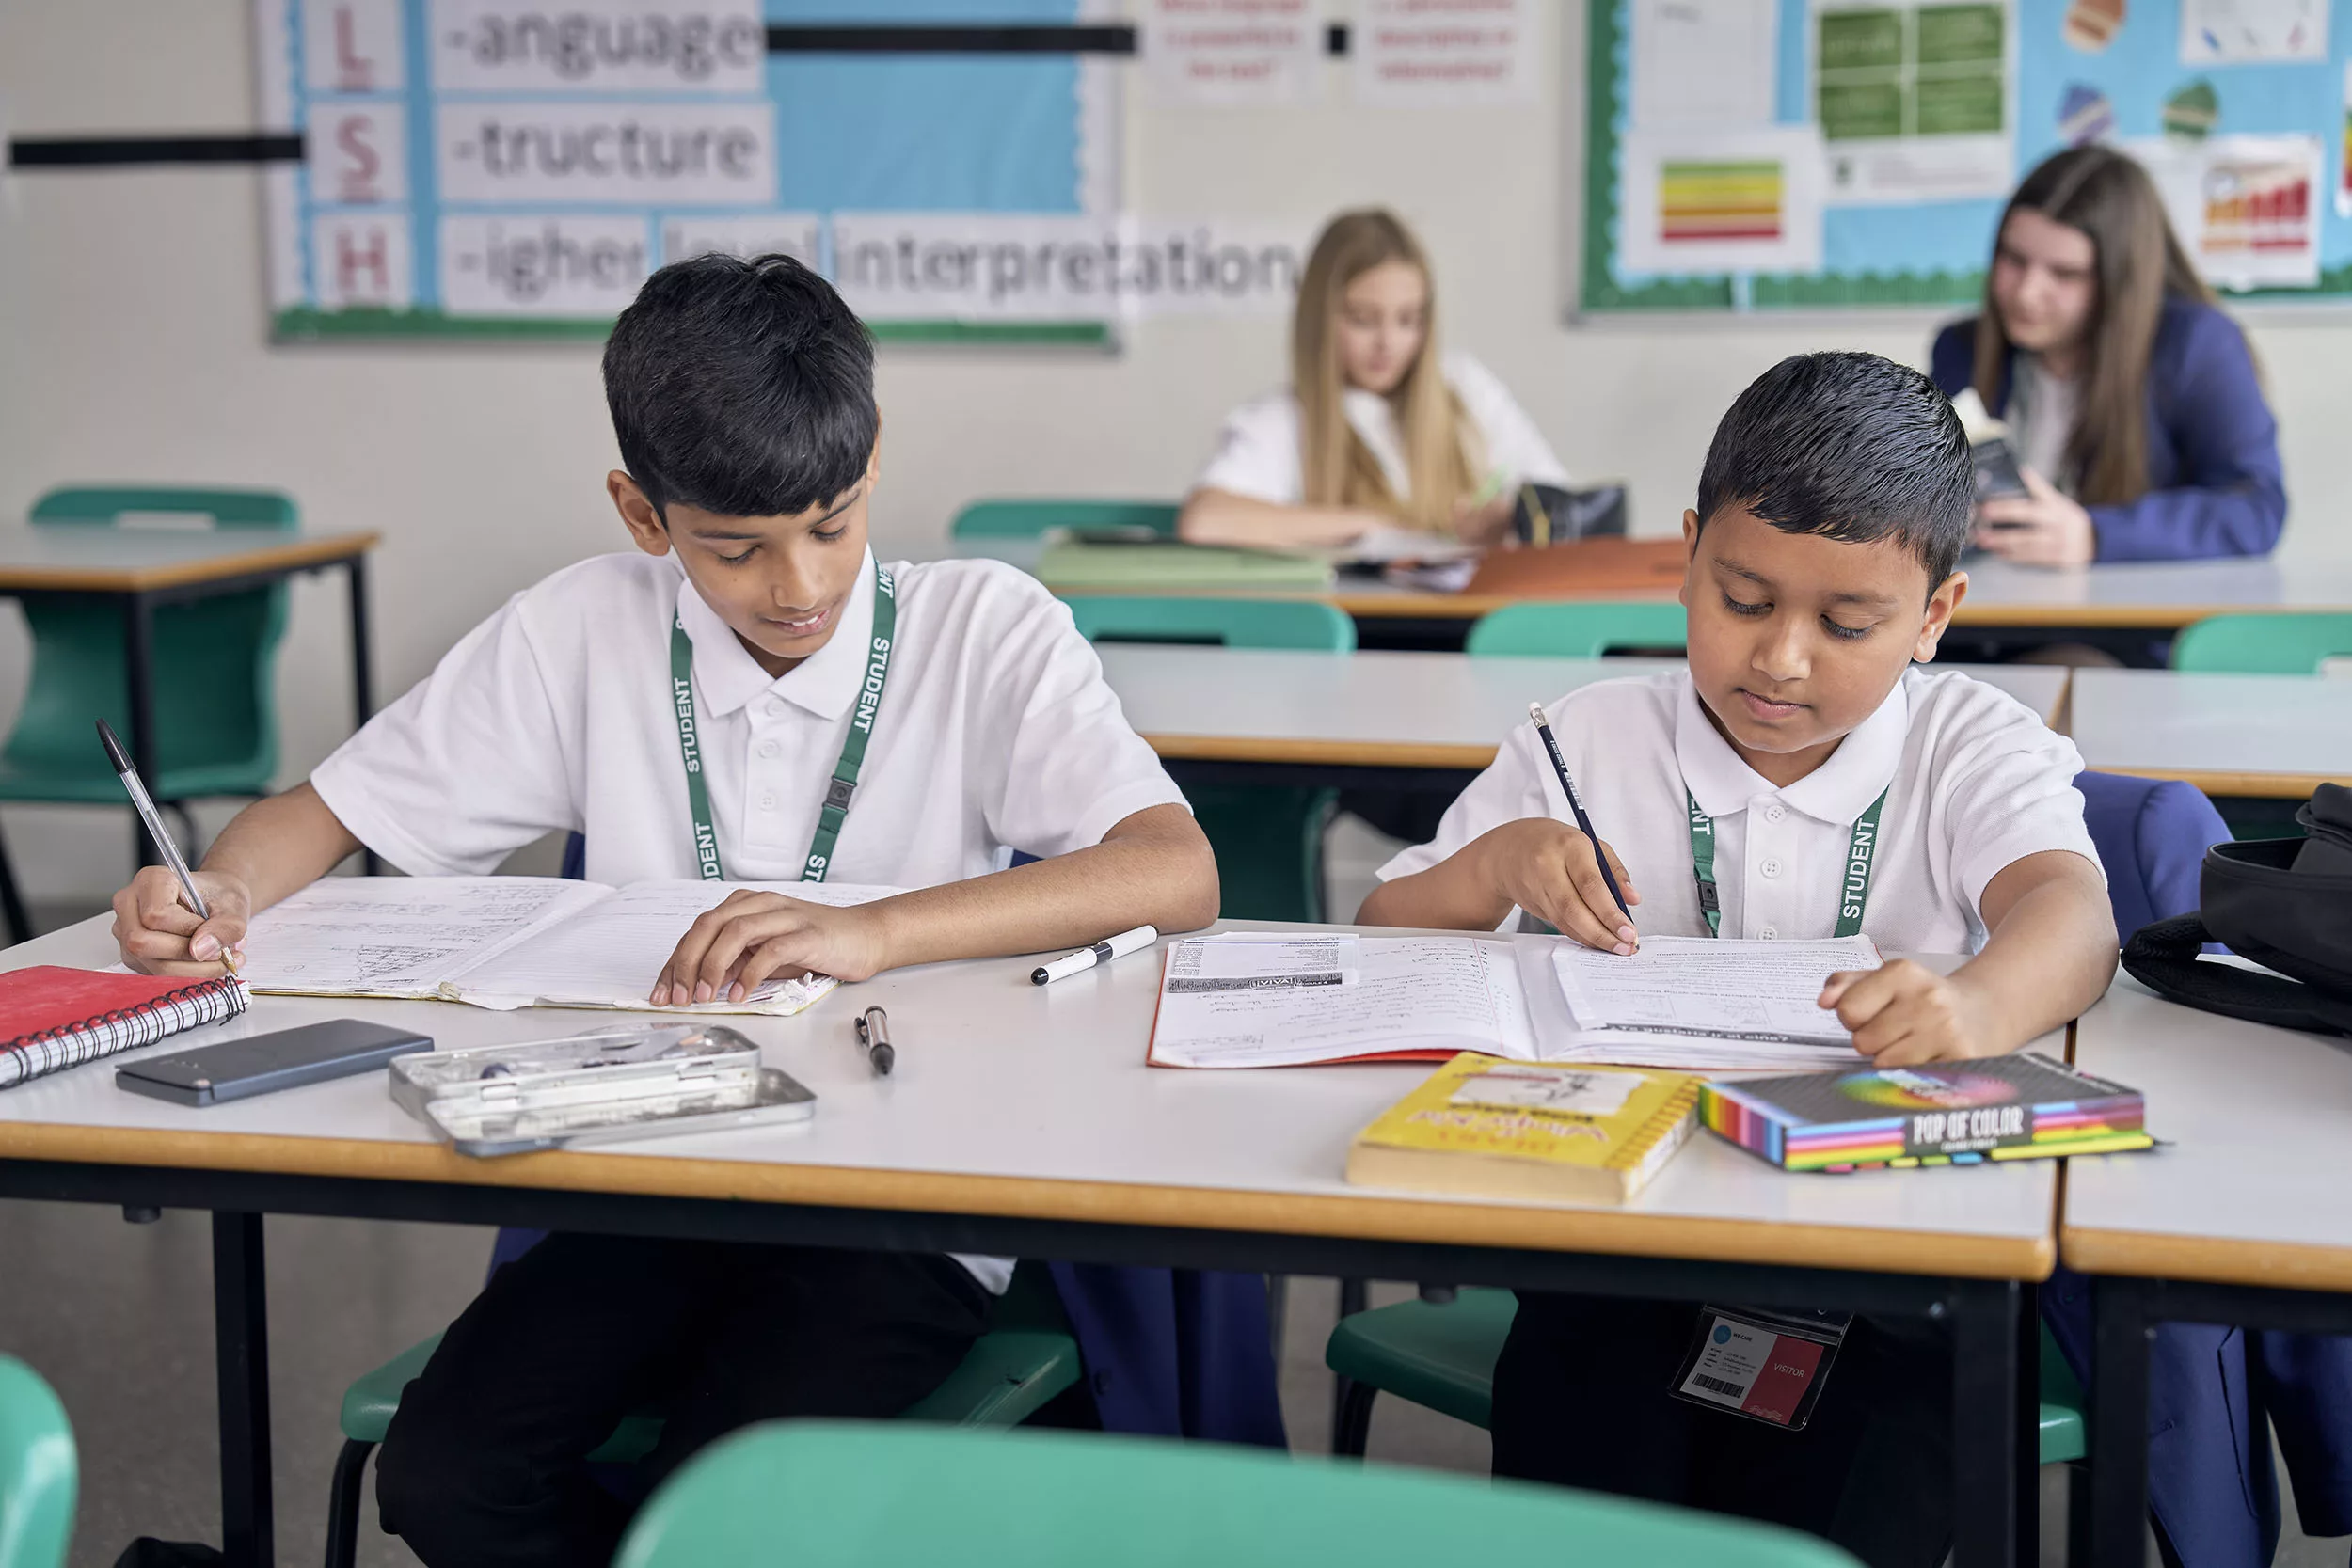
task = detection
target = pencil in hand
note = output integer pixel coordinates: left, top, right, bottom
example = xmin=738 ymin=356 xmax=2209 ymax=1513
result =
xmin=1527 ymin=703 xmax=1631 ymax=921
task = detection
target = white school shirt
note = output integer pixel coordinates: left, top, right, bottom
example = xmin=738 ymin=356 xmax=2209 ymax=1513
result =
xmin=2007 ymin=356 xmax=2082 ymax=496
xmin=311 ymin=546 xmax=1191 ymax=1294
xmin=1193 ymin=352 xmax=1570 ymax=506
xmin=1377 ymin=667 xmax=2101 ymax=954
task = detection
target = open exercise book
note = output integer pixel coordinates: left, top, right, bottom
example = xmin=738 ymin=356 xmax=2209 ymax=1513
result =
xmin=238 ymin=877 xmax=900 ymax=1016
xmin=1146 ymin=931 xmax=1882 ymax=1072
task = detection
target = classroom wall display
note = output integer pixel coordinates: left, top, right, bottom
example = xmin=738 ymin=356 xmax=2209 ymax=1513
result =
xmin=253 ymin=0 xmax=1217 ymax=341
xmin=1580 ymin=0 xmax=2352 ymax=310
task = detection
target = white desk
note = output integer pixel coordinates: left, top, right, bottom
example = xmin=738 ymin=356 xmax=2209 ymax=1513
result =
xmin=0 ymin=915 xmax=2058 ymax=1567
xmin=1096 ymin=646 xmax=2069 ymax=771
xmin=2063 ymin=974 xmax=2352 ymax=1566
xmin=2066 ymin=668 xmax=2352 ymax=800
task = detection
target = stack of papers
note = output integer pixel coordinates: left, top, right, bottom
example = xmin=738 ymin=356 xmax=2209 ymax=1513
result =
xmin=1147 ymin=931 xmax=1880 ymax=1072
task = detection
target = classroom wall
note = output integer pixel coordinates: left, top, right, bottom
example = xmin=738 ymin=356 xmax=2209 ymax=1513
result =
xmin=2 ymin=2 xmax=2347 ymax=906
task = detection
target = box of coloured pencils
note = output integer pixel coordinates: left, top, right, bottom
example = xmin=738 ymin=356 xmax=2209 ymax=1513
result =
xmin=1700 ymin=1052 xmax=2151 ymax=1172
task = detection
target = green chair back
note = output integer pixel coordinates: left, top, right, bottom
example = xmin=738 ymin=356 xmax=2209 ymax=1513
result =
xmin=1067 ymin=595 xmax=1357 ymax=653
xmin=951 ymin=499 xmax=1180 ymax=540
xmin=1064 ymin=595 xmax=1352 ymax=923
xmin=3 ymin=486 xmax=297 ymax=799
xmin=0 ymin=1357 xmax=75 ymax=1568
xmin=2170 ymin=613 xmax=2352 ymax=674
xmin=1467 ymin=600 xmax=1688 ymax=659
xmin=615 ymin=1420 xmax=1867 ymax=1568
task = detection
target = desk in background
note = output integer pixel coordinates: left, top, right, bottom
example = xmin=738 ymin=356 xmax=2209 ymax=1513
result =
xmin=0 ymin=524 xmax=381 ymax=866
xmin=2065 ymin=975 xmax=2352 ymax=1568
xmin=0 ymin=916 xmax=2056 ymax=1568
xmin=948 ymin=536 xmax=2351 ymax=657
xmin=2066 ymin=667 xmax=2348 ymax=833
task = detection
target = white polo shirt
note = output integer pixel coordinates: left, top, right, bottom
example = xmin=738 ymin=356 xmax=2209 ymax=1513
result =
xmin=313 ymin=547 xmax=1188 ymax=889
xmin=312 ymin=548 xmax=1190 ymax=1297
xmin=1377 ymin=667 xmax=2101 ymax=953
xmin=1193 ymin=351 xmax=1570 ymax=506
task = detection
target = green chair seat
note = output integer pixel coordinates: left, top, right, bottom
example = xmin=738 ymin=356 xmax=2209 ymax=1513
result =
xmin=0 ymin=1356 xmax=76 ymax=1568
xmin=619 ymin=1420 xmax=1868 ymax=1568
xmin=2170 ymin=612 xmax=2352 ymax=673
xmin=1324 ymin=1286 xmax=1514 ymax=1432
xmin=951 ymin=499 xmax=1180 ymax=539
xmin=0 ymin=756 xmax=278 ymax=805
xmin=1466 ymin=600 xmax=1689 ymax=658
xmin=1327 ymin=1289 xmax=2089 ymax=1467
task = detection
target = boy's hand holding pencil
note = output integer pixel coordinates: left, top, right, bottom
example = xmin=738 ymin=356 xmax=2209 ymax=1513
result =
xmin=1464 ymin=818 xmax=1641 ymax=956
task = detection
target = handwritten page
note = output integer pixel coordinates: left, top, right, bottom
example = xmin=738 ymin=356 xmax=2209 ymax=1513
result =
xmin=239 ymin=878 xmax=609 ymax=998
xmin=1151 ymin=937 xmax=1533 ymax=1069
xmin=452 ymin=880 xmax=904 ymax=1014
xmin=1543 ymin=935 xmax=1877 ymax=1070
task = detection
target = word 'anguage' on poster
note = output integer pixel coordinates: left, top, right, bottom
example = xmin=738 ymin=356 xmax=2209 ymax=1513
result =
xmin=435 ymin=102 xmax=774 ymax=205
xmin=828 ymin=216 xmax=1311 ymax=319
xmin=427 ymin=0 xmax=766 ymax=92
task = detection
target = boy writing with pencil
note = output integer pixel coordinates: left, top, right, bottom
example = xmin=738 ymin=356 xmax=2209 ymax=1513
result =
xmin=109 ymin=254 xmax=1218 ymax=1567
xmin=1361 ymin=352 xmax=2115 ymax=1566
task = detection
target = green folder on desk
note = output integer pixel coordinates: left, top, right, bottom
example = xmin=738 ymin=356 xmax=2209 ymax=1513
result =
xmin=1036 ymin=539 xmax=1335 ymax=592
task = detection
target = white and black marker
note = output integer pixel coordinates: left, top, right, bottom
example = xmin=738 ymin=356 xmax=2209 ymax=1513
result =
xmin=1031 ymin=925 xmax=1159 ymax=986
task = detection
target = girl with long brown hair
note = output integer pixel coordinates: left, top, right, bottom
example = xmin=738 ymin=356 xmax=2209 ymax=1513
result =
xmin=1928 ymin=146 xmax=2284 ymax=565
xmin=1179 ymin=208 xmax=1567 ymax=550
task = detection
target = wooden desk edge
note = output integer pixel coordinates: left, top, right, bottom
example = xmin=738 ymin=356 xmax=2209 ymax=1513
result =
xmin=0 ymin=1121 xmax=2053 ymax=1281
xmin=2061 ymin=1225 xmax=2352 ymax=1293
xmin=2072 ymin=767 xmax=2342 ymax=800
xmin=1143 ymin=734 xmax=1498 ymax=769
xmin=0 ymin=531 xmax=382 ymax=593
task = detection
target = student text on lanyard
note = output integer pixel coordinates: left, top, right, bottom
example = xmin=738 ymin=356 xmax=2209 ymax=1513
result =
xmin=1685 ymin=786 xmax=1887 ymax=939
xmin=669 ymin=562 xmax=897 ymax=883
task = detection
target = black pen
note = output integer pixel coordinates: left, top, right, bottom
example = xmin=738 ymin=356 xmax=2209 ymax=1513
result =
xmin=856 ymin=1006 xmax=894 ymax=1077
xmin=1528 ymin=703 xmax=1630 ymax=921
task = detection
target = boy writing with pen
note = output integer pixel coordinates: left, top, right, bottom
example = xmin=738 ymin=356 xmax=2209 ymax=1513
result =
xmin=1361 ymin=352 xmax=2116 ymax=1566
xmin=105 ymin=254 xmax=1217 ymax=1568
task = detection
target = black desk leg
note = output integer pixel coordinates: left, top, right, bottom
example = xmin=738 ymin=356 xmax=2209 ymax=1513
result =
xmin=213 ymin=1211 xmax=275 ymax=1568
xmin=2016 ymin=1282 xmax=2041 ymax=1568
xmin=124 ymin=593 xmax=162 ymax=869
xmin=2087 ymin=1275 xmax=2153 ymax=1568
xmin=1950 ymin=1277 xmax=2021 ymax=1568
xmin=345 ymin=555 xmax=381 ymax=876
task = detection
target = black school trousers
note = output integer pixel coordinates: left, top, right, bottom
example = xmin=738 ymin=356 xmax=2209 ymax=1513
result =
xmin=1491 ymin=1291 xmax=1954 ymax=1568
xmin=374 ymin=1234 xmax=991 ymax=1568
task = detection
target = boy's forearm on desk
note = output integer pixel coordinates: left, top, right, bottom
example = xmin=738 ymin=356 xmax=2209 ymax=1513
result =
xmin=1955 ymin=853 xmax=2119 ymax=1047
xmin=867 ymin=803 xmax=1218 ymax=970
xmin=199 ymin=784 xmax=365 ymax=913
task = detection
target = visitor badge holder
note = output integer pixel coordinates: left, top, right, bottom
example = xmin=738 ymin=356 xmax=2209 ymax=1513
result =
xmin=1669 ymin=1305 xmax=1852 ymax=1431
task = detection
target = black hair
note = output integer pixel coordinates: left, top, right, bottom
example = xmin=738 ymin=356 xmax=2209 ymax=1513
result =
xmin=602 ymin=252 xmax=877 ymax=520
xmin=1694 ymin=351 xmax=1973 ymax=590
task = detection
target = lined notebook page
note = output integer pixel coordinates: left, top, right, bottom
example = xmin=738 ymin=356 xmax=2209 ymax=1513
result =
xmin=453 ymin=880 xmax=903 ymax=1012
xmin=239 ymin=878 xmax=609 ymax=998
xmin=1151 ymin=937 xmax=1534 ymax=1069
xmin=1540 ymin=935 xmax=1879 ymax=1071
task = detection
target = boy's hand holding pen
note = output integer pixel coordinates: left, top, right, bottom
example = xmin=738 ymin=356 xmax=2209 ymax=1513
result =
xmin=98 ymin=720 xmax=249 ymax=977
xmin=1470 ymin=703 xmax=1642 ymax=955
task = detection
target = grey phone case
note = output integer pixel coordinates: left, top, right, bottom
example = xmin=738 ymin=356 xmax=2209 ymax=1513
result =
xmin=116 ymin=1019 xmax=433 ymax=1107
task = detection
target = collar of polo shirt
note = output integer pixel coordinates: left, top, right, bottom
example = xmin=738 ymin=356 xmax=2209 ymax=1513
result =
xmin=670 ymin=546 xmax=880 ymax=721
xmin=1672 ymin=673 xmax=1911 ymax=827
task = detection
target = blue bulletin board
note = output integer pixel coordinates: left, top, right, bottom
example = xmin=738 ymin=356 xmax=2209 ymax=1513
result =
xmin=257 ymin=0 xmax=1116 ymax=341
xmin=1580 ymin=0 xmax=2352 ymax=311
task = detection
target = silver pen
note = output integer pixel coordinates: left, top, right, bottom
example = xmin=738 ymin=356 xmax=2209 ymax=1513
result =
xmin=97 ymin=719 xmax=233 ymax=970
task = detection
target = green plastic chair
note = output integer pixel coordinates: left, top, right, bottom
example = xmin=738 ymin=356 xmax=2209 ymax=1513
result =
xmin=614 ymin=1419 xmax=1867 ymax=1568
xmin=1326 ymin=1286 xmax=2090 ymax=1466
xmin=0 ymin=486 xmax=299 ymax=939
xmin=323 ymin=1259 xmax=1082 ymax=1568
xmin=0 ymin=1357 xmax=75 ymax=1568
xmin=1466 ymin=600 xmax=1690 ymax=658
xmin=2170 ymin=612 xmax=2352 ymax=674
xmin=1066 ymin=596 xmax=1355 ymax=923
xmin=950 ymin=499 xmax=1181 ymax=539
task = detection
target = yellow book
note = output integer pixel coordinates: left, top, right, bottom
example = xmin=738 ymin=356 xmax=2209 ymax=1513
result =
xmin=1345 ymin=1053 xmax=1702 ymax=1205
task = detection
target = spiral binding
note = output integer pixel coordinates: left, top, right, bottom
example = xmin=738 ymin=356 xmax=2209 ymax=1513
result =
xmin=0 ymin=975 xmax=250 ymax=1089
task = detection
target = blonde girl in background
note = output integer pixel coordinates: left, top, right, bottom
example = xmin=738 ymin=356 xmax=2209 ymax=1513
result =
xmin=1180 ymin=208 xmax=1568 ymax=551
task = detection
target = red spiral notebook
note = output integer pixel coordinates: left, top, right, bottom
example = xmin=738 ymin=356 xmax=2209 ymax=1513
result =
xmin=0 ymin=966 xmax=250 ymax=1090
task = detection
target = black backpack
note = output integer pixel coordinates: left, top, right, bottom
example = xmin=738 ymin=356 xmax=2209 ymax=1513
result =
xmin=2121 ymin=784 xmax=2352 ymax=1037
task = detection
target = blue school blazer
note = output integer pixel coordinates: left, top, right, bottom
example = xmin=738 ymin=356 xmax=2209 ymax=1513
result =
xmin=1928 ymin=296 xmax=2286 ymax=561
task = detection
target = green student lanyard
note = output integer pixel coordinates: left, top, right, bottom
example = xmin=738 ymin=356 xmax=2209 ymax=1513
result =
xmin=1686 ymin=786 xmax=1888 ymax=939
xmin=669 ymin=562 xmax=898 ymax=884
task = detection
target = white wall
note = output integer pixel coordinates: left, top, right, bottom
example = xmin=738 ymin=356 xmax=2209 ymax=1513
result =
xmin=3 ymin=3 xmax=2346 ymax=905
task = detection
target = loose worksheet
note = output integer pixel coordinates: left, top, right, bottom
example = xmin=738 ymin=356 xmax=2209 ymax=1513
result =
xmin=1150 ymin=937 xmax=1534 ymax=1069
